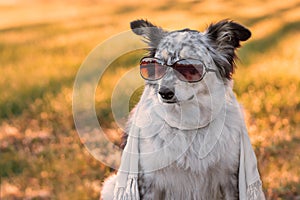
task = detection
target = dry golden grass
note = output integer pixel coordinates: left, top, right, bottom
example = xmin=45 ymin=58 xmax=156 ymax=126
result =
xmin=0 ymin=0 xmax=299 ymax=199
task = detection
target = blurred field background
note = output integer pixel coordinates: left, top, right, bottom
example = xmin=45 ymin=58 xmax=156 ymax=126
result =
xmin=1 ymin=0 xmax=300 ymax=199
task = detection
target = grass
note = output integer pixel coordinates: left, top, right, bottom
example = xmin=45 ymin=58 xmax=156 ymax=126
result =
xmin=0 ymin=0 xmax=299 ymax=199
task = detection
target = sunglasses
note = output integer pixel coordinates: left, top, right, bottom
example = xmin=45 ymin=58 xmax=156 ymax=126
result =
xmin=140 ymin=57 xmax=217 ymax=83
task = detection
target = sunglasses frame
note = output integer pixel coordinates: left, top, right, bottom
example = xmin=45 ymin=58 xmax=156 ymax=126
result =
xmin=139 ymin=57 xmax=217 ymax=83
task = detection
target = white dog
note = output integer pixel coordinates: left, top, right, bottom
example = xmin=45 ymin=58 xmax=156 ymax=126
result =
xmin=101 ymin=19 xmax=264 ymax=200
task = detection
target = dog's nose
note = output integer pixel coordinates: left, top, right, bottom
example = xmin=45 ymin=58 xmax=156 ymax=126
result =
xmin=159 ymin=87 xmax=175 ymax=100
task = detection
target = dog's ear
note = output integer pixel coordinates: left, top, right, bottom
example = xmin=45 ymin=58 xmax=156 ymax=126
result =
xmin=205 ymin=20 xmax=251 ymax=79
xmin=130 ymin=19 xmax=167 ymax=50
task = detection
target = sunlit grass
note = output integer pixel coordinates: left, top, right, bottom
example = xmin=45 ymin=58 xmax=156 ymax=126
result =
xmin=234 ymin=30 xmax=300 ymax=198
xmin=0 ymin=0 xmax=299 ymax=199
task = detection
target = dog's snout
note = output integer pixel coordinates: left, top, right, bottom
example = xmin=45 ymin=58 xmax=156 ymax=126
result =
xmin=159 ymin=87 xmax=175 ymax=100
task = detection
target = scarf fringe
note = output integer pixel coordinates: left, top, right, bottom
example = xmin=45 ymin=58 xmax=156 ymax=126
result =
xmin=114 ymin=175 xmax=139 ymax=200
xmin=113 ymin=187 xmax=124 ymax=200
xmin=247 ymin=180 xmax=265 ymax=200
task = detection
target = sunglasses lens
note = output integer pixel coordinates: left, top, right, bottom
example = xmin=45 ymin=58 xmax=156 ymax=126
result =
xmin=140 ymin=58 xmax=166 ymax=80
xmin=174 ymin=61 xmax=204 ymax=82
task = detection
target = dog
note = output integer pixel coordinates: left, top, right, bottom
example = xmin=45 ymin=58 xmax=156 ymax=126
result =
xmin=101 ymin=19 xmax=263 ymax=200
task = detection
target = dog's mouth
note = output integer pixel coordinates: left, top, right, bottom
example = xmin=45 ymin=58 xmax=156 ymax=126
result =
xmin=161 ymin=98 xmax=177 ymax=104
xmin=159 ymin=95 xmax=194 ymax=104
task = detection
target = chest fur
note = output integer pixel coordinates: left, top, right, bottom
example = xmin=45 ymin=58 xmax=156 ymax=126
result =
xmin=137 ymin=116 xmax=241 ymax=199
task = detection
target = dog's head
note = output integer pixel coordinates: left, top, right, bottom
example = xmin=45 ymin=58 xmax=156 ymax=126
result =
xmin=130 ymin=19 xmax=251 ymax=105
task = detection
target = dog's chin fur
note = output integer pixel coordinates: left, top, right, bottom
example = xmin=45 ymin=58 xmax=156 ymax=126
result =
xmin=101 ymin=19 xmax=252 ymax=200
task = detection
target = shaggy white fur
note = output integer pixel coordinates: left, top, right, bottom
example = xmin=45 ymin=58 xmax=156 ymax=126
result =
xmin=101 ymin=174 xmax=116 ymax=200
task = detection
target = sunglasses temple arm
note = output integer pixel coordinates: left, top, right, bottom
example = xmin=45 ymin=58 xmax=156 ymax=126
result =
xmin=206 ymin=68 xmax=218 ymax=73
